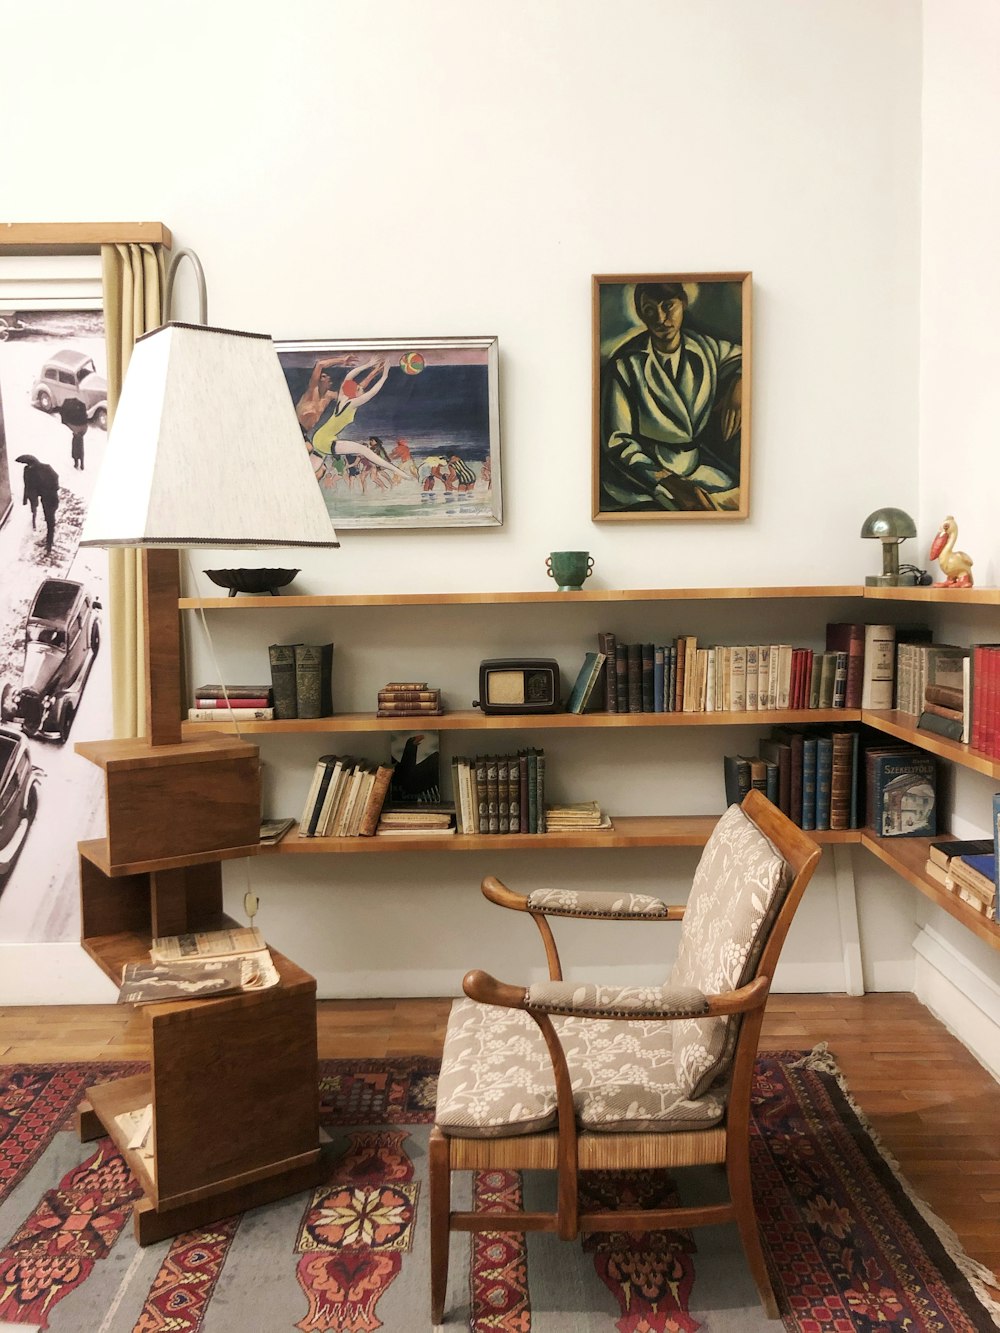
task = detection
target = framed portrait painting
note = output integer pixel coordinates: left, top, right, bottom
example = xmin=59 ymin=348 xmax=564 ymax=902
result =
xmin=276 ymin=336 xmax=501 ymax=531
xmin=592 ymin=272 xmax=751 ymax=520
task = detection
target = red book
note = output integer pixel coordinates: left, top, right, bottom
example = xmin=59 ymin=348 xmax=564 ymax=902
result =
xmin=826 ymin=623 xmax=865 ymax=709
xmin=791 ymin=650 xmax=805 ymax=710
xmin=194 ymin=696 xmax=271 ymax=708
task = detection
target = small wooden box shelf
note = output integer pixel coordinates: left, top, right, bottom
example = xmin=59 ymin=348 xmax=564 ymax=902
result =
xmin=76 ymin=845 xmax=320 ymax=1244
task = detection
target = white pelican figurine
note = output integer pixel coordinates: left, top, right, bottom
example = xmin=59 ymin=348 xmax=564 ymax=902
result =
xmin=929 ymin=515 xmax=974 ymax=588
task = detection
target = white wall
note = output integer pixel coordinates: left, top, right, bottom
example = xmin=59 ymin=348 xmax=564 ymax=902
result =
xmin=2 ymin=0 xmax=933 ymax=1002
xmin=914 ymin=0 xmax=1000 ymax=1071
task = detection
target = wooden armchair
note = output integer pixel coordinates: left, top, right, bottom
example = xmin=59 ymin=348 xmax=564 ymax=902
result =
xmin=430 ymin=790 xmax=821 ymax=1323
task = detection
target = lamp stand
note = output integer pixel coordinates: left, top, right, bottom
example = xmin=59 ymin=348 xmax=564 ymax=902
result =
xmin=143 ymin=549 xmax=183 ymax=746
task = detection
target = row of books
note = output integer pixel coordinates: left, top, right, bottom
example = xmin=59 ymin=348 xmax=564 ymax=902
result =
xmin=452 ymin=750 xmax=547 ymax=834
xmin=589 ymin=623 xmax=898 ymax=715
xmin=297 ymin=754 xmax=394 ymax=838
xmin=376 ymin=681 xmax=443 ymax=718
xmin=724 ymin=728 xmax=938 ymax=837
xmin=268 ymin=643 xmax=334 ymax=719
xmin=896 ymin=640 xmax=1000 ymax=760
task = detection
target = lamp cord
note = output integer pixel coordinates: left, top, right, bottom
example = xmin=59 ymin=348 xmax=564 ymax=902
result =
xmin=182 ymin=550 xmax=259 ymax=926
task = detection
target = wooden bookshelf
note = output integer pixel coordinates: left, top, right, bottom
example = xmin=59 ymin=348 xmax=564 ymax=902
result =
xmin=184 ymin=708 xmax=860 ymax=736
xmin=264 ymin=817 xmax=861 ymax=855
xmin=861 ymin=832 xmax=1000 ymax=950
xmin=862 ymin=710 xmax=1000 ymax=779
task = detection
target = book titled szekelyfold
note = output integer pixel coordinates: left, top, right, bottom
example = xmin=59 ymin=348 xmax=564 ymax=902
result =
xmin=869 ymin=748 xmax=937 ymax=837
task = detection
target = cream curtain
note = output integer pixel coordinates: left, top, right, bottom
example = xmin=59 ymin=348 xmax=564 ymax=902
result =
xmin=101 ymin=242 xmax=165 ymax=738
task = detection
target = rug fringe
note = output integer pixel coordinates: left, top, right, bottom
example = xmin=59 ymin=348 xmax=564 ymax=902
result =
xmin=791 ymin=1043 xmax=1000 ymax=1328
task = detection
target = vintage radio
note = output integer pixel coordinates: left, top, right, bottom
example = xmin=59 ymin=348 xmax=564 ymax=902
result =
xmin=474 ymin=658 xmax=561 ymax=714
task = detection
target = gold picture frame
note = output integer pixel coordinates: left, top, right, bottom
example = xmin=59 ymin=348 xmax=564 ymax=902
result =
xmin=592 ymin=272 xmax=751 ymax=521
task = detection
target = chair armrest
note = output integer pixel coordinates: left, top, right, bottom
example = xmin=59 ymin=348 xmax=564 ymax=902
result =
xmin=523 ymin=976 xmax=770 ymax=1020
xmin=526 ymin=888 xmax=684 ymax=921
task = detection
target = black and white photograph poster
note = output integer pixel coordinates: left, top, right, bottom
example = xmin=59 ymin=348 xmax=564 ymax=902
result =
xmin=0 ymin=311 xmax=111 ymax=943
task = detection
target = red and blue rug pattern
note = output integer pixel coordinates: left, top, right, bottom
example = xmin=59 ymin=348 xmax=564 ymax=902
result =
xmin=0 ymin=1053 xmax=997 ymax=1331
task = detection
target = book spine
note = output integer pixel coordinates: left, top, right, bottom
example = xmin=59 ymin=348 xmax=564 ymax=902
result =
xmin=486 ymin=755 xmax=499 ymax=834
xmin=653 ymin=646 xmax=665 ymax=714
xmin=627 ymin=643 xmax=642 ymax=713
xmin=376 ymin=702 xmax=443 ymax=712
xmin=268 ymin=643 xmax=298 ymax=720
xmin=730 ymin=646 xmax=747 ymax=711
xmin=508 ymin=753 xmax=521 ymax=833
xmin=294 ymin=643 xmax=334 ymax=719
xmin=667 ymin=646 xmax=677 ymax=712
xmin=358 ymin=765 xmax=394 ymax=837
xmin=723 ymin=754 xmax=751 ymax=806
xmin=641 ymin=643 xmax=654 ymax=712
xmin=758 ymin=645 xmax=771 ymax=710
xmin=377 ymin=690 xmax=441 ymax=702
xmin=527 ymin=749 xmax=538 ymax=834
xmin=801 ymin=737 xmax=817 ymax=830
xmin=194 ymin=696 xmax=271 ymax=708
xmin=497 ymin=754 xmax=510 ymax=835
xmin=519 ymin=751 xmax=529 ymax=833
xmin=598 ymin=632 xmax=617 ymax=711
xmin=476 ymin=755 xmax=489 ymax=834
xmin=615 ymin=642 xmax=629 ymax=712
xmin=188 ymin=707 xmax=274 ymax=720
xmin=829 ymin=731 xmax=854 ymax=830
xmin=536 ymin=751 xmax=547 ymax=833
xmin=832 ymin=651 xmax=848 ymax=709
xmin=745 ymin=645 xmax=759 ymax=710
xmin=815 ymin=737 xmax=833 ymax=830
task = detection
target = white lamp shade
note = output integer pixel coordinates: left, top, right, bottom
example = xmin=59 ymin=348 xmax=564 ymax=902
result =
xmin=81 ymin=322 xmax=339 ymax=548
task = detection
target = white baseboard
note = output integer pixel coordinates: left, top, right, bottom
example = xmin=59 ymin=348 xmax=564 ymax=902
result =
xmin=0 ymin=945 xmax=117 ymax=1005
xmin=913 ymin=926 xmax=1000 ymax=1083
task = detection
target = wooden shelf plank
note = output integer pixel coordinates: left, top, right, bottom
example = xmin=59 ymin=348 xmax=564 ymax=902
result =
xmin=863 ymin=586 xmax=1000 ymax=605
xmin=76 ymin=732 xmax=257 ymax=773
xmin=263 ymin=816 xmax=860 ymax=854
xmin=861 ymin=710 xmax=1000 ymax=779
xmin=184 ymin=707 xmax=861 ymax=736
xmin=861 ymin=832 xmax=1000 ymax=951
xmin=0 ymin=221 xmax=172 ymax=251
xmin=85 ymin=1073 xmax=159 ymax=1203
xmin=179 ymin=584 xmax=864 ymax=610
xmin=79 ymin=837 xmax=260 ymax=879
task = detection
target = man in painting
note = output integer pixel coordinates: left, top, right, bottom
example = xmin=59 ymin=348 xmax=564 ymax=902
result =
xmin=599 ymin=282 xmax=742 ymax=512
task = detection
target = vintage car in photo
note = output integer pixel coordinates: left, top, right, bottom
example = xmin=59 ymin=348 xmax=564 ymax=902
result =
xmin=1 ymin=579 xmax=101 ymax=744
xmin=31 ymin=348 xmax=108 ymax=431
xmin=0 ymin=726 xmax=40 ymax=888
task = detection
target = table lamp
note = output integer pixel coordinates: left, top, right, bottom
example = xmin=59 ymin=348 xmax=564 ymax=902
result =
xmin=81 ymin=261 xmax=338 ymax=745
xmin=77 ymin=250 xmax=339 ymax=869
xmin=860 ymin=507 xmax=917 ymax=587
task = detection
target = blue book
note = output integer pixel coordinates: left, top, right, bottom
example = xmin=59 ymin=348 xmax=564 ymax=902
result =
xmin=815 ymin=735 xmax=833 ymax=831
xmin=994 ymin=793 xmax=1000 ymax=923
xmin=763 ymin=760 xmax=779 ymax=805
xmin=801 ymin=736 xmax=817 ymax=830
xmin=653 ymin=647 xmax=665 ymax=714
xmin=870 ymin=749 xmax=936 ymax=837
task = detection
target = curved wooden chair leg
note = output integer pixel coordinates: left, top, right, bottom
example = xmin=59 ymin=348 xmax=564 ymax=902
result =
xmin=429 ymin=1127 xmax=451 ymax=1324
xmin=729 ymin=1160 xmax=779 ymax=1320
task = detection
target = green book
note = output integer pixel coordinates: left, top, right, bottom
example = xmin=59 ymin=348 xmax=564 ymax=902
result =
xmin=566 ymin=651 xmax=607 ymax=714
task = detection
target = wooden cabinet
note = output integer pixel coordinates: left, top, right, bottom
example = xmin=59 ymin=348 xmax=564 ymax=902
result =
xmin=177 ymin=583 xmax=1000 ymax=954
xmin=75 ymin=738 xmax=321 ymax=1243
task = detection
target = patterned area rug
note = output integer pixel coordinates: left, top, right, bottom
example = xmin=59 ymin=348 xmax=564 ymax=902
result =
xmin=0 ymin=1050 xmax=997 ymax=1331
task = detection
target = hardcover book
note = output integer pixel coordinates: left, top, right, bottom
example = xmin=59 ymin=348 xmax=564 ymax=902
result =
xmin=825 ymin=623 xmax=865 ymax=708
xmin=597 ymin=631 xmax=617 ymax=711
xmin=566 ymin=651 xmax=607 ymax=715
xmin=723 ymin=754 xmax=752 ymax=806
xmin=294 ymin=643 xmax=334 ymax=719
xmin=860 ymin=624 xmax=896 ymax=710
xmin=869 ymin=749 xmax=937 ymax=837
xmin=268 ymin=643 xmax=300 ymax=719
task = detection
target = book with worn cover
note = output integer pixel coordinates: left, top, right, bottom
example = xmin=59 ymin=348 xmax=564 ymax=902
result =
xmin=486 ymin=754 xmax=500 ymax=834
xmin=860 ymin=624 xmax=896 ymax=710
xmin=259 ymin=817 xmax=295 ymax=846
xmin=826 ymin=623 xmax=865 ymax=708
xmin=814 ymin=735 xmax=833 ymax=830
xmin=597 ymin=631 xmax=617 ymax=711
xmin=268 ymin=643 xmax=300 ymax=719
xmin=566 ymin=652 xmax=607 ymax=714
xmin=626 ymin=643 xmax=642 ymax=713
xmin=358 ymin=764 xmax=394 ymax=837
xmin=188 ymin=706 xmax=274 ymax=721
xmin=723 ymin=754 xmax=752 ymax=806
xmin=801 ymin=735 xmax=818 ymax=829
xmin=294 ymin=643 xmax=334 ymax=719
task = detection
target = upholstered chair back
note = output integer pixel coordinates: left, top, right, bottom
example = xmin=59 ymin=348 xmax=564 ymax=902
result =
xmin=668 ymin=803 xmax=791 ymax=1099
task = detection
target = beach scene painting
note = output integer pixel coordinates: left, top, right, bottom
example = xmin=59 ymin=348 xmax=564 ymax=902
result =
xmin=277 ymin=336 xmax=501 ymax=530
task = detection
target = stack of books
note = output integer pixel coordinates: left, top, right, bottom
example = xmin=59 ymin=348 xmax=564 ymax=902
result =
xmin=544 ymin=801 xmax=612 ymax=831
xmin=376 ymin=682 xmax=443 ymax=718
xmin=375 ymin=808 xmax=455 ymax=836
xmin=188 ymin=683 xmax=274 ymax=722
xmin=945 ymin=852 xmax=996 ymax=917
xmin=259 ymin=817 xmax=295 ymax=846
xmin=452 ymin=749 xmax=547 ymax=834
xmin=267 ymin=643 xmax=334 ymax=719
xmin=924 ymin=837 xmax=993 ymax=887
xmin=298 ymin=755 xmax=394 ymax=838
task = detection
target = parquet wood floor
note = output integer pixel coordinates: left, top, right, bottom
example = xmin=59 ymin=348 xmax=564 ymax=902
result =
xmin=1 ymin=993 xmax=997 ymax=1284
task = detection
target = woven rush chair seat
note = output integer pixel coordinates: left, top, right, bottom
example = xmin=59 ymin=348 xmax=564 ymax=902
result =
xmin=428 ymin=791 xmax=822 ymax=1325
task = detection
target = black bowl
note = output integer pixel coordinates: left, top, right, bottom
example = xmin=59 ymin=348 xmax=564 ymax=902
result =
xmin=204 ymin=568 xmax=300 ymax=597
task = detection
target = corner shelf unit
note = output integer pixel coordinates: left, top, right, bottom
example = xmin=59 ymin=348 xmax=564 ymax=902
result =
xmin=178 ymin=583 xmax=1000 ymax=955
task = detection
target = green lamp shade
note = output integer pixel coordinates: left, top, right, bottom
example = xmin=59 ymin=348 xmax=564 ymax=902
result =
xmin=860 ymin=508 xmax=917 ymax=541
